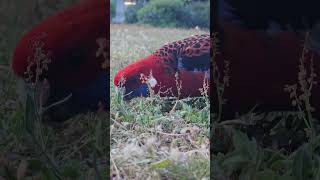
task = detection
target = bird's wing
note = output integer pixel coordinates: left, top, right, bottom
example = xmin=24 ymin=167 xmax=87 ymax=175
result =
xmin=153 ymin=34 xmax=210 ymax=73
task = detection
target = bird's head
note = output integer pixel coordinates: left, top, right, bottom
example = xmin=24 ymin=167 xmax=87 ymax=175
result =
xmin=114 ymin=54 xmax=176 ymax=99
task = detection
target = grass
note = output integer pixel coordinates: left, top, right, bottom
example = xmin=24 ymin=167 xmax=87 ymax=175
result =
xmin=110 ymin=24 xmax=210 ymax=179
xmin=0 ymin=1 xmax=108 ymax=179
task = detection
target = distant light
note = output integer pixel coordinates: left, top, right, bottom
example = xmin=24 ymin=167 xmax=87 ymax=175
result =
xmin=124 ymin=2 xmax=136 ymax=5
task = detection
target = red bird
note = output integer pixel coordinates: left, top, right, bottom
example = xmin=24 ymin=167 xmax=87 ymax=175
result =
xmin=11 ymin=0 xmax=109 ymax=120
xmin=213 ymin=22 xmax=320 ymax=118
xmin=114 ymin=34 xmax=210 ymax=99
xmin=215 ymin=1 xmax=320 ymax=118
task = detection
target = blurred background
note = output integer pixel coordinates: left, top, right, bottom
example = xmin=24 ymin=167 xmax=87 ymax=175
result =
xmin=110 ymin=0 xmax=209 ymax=29
xmin=0 ymin=1 xmax=111 ymax=179
xmin=0 ymin=0 xmax=80 ymax=67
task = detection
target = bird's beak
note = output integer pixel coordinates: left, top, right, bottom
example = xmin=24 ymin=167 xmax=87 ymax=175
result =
xmin=122 ymin=83 xmax=149 ymax=100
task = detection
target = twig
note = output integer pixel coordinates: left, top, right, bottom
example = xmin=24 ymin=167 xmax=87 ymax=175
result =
xmin=42 ymin=93 xmax=72 ymax=112
xmin=111 ymin=118 xmax=129 ymax=131
xmin=111 ymin=155 xmax=121 ymax=180
xmin=219 ymin=119 xmax=254 ymax=126
xmin=148 ymin=129 xmax=189 ymax=136
xmin=62 ymin=136 xmax=92 ymax=161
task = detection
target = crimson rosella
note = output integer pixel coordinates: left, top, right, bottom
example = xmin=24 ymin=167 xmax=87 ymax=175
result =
xmin=212 ymin=22 xmax=320 ymax=118
xmin=114 ymin=29 xmax=320 ymax=118
xmin=11 ymin=0 xmax=108 ymax=120
xmin=214 ymin=0 xmax=320 ymax=118
xmin=114 ymin=34 xmax=210 ymax=100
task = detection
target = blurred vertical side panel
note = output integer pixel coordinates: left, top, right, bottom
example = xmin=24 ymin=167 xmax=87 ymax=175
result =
xmin=210 ymin=0 xmax=218 ymax=178
xmin=2 ymin=0 xmax=111 ymax=179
